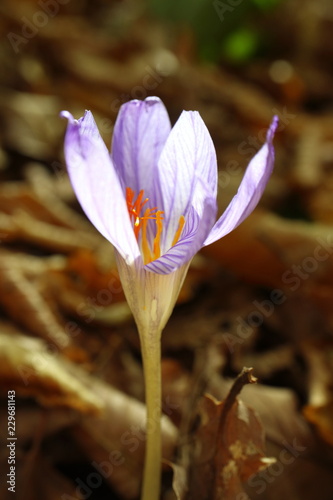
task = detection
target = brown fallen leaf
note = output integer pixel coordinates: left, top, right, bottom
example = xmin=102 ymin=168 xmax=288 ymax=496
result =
xmin=209 ymin=376 xmax=333 ymax=500
xmin=0 ymin=327 xmax=178 ymax=499
xmin=164 ymin=461 xmax=188 ymax=500
xmin=75 ymin=379 xmax=178 ymax=499
xmin=0 ymin=404 xmax=78 ymax=447
xmin=0 ymin=168 xmax=102 ymax=252
xmin=302 ymin=337 xmax=333 ymax=446
xmin=307 ymin=178 xmax=333 ymax=225
xmin=25 ymin=162 xmax=95 ymax=231
xmin=231 ymin=345 xmax=295 ymax=380
xmin=201 ymin=209 xmax=333 ymax=292
xmin=0 ymin=256 xmax=73 ymax=350
xmin=11 ymin=209 xmax=98 ymax=253
xmin=292 ymin=118 xmax=326 ymax=189
xmin=0 ymin=454 xmax=85 ymax=500
xmin=187 ymin=368 xmax=273 ymax=500
xmin=210 ymin=379 xmax=311 ymax=452
xmin=0 ymin=326 xmax=102 ymax=413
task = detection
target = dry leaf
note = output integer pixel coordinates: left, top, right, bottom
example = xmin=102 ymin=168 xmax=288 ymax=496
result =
xmin=187 ymin=368 xmax=273 ymax=500
xmin=0 ymin=327 xmax=102 ymax=413
xmin=302 ymin=337 xmax=333 ymax=446
xmin=209 ymin=376 xmax=333 ymax=500
xmin=0 ymin=455 xmax=85 ymax=500
xmin=202 ymin=209 xmax=333 ymax=289
xmin=75 ymin=380 xmax=178 ymax=499
xmin=0 ymin=327 xmax=178 ymax=499
xmin=0 ymin=257 xmax=73 ymax=350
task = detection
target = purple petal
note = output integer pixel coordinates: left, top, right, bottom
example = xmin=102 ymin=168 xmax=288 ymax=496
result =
xmin=145 ymin=188 xmax=216 ymax=274
xmin=204 ymin=116 xmax=278 ymax=246
xmin=61 ymin=110 xmax=140 ymax=263
xmin=111 ymin=97 xmax=171 ymax=206
xmin=157 ymin=110 xmax=218 ymax=248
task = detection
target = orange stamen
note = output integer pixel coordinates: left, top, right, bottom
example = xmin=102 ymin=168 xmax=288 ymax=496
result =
xmin=125 ymin=188 xmax=185 ymax=264
xmin=153 ymin=211 xmax=163 ymax=259
xmin=126 ymin=188 xmax=147 ymax=218
xmin=172 ymin=215 xmax=186 ymax=246
xmin=142 ymin=208 xmax=153 ymax=264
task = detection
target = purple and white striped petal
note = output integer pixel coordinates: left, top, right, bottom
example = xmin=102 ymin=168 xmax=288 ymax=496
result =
xmin=204 ymin=116 xmax=278 ymax=246
xmin=145 ymin=185 xmax=216 ymax=274
xmin=61 ymin=110 xmax=140 ymax=264
xmin=157 ymin=110 xmax=218 ymax=249
xmin=111 ymin=97 xmax=171 ymax=207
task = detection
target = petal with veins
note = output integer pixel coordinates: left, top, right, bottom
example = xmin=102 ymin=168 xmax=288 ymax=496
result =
xmin=204 ymin=116 xmax=278 ymax=246
xmin=157 ymin=110 xmax=218 ymax=248
xmin=111 ymin=97 xmax=171 ymax=208
xmin=61 ymin=110 xmax=140 ymax=264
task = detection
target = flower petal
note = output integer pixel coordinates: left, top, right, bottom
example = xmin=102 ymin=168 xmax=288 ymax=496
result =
xmin=204 ymin=116 xmax=278 ymax=246
xmin=61 ymin=110 xmax=140 ymax=264
xmin=111 ymin=96 xmax=171 ymax=206
xmin=115 ymin=251 xmax=191 ymax=334
xmin=157 ymin=110 xmax=218 ymax=248
xmin=145 ymin=186 xmax=217 ymax=274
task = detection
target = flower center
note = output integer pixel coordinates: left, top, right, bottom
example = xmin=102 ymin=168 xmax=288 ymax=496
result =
xmin=126 ymin=187 xmax=185 ymax=265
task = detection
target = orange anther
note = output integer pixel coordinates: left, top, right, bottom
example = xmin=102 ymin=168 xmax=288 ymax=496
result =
xmin=141 ymin=208 xmax=153 ymax=265
xmin=126 ymin=188 xmax=184 ymax=264
xmin=153 ymin=211 xmax=163 ymax=260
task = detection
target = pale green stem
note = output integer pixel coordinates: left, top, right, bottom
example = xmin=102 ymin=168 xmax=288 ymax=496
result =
xmin=140 ymin=328 xmax=162 ymax=500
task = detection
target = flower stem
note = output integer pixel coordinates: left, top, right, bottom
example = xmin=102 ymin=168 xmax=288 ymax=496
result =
xmin=140 ymin=329 xmax=162 ymax=500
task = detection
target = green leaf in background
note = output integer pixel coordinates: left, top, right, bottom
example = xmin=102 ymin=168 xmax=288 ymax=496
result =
xmin=147 ymin=0 xmax=285 ymax=63
xmin=222 ymin=28 xmax=259 ymax=62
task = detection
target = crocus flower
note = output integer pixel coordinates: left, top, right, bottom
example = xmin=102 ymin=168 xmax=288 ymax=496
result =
xmin=61 ymin=97 xmax=277 ymax=500
xmin=61 ymin=97 xmax=277 ymax=336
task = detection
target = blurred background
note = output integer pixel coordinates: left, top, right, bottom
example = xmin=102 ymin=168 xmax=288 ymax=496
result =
xmin=1 ymin=1 xmax=333 ymax=499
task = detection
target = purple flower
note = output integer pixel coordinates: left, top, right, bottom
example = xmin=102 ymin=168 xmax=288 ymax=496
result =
xmin=61 ymin=97 xmax=277 ymax=333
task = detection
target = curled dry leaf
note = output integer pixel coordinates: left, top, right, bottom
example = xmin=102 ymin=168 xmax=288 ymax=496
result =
xmin=164 ymin=461 xmax=188 ymax=500
xmin=208 ymin=376 xmax=333 ymax=500
xmin=210 ymin=378 xmax=311 ymax=456
xmin=187 ymin=368 xmax=273 ymax=500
